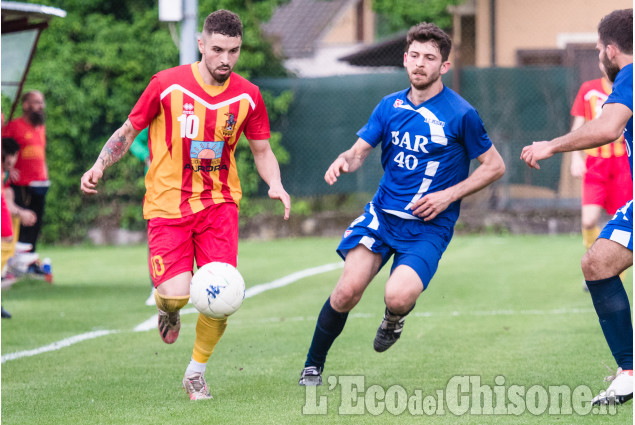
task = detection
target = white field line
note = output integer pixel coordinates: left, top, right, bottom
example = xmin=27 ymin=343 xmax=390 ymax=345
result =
xmin=224 ymin=307 xmax=597 ymax=326
xmin=2 ymin=262 xmax=344 ymax=363
xmin=133 ymin=262 xmax=345 ymax=333
xmin=2 ymin=260 xmax=596 ymax=363
xmin=1 ymin=330 xmax=118 ymax=363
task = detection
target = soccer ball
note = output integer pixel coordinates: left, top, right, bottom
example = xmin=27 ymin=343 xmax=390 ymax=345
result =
xmin=190 ymin=262 xmax=245 ymax=318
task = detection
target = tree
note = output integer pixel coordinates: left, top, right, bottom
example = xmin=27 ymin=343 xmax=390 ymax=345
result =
xmin=373 ymin=0 xmax=463 ymax=37
xmin=11 ymin=0 xmax=290 ymax=244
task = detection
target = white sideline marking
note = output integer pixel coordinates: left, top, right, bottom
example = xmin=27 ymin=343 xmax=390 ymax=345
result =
xmin=225 ymin=307 xmax=597 ymax=326
xmin=132 ymin=262 xmax=345 ymax=333
xmin=2 ymin=262 xmax=345 ymax=362
xmin=1 ymin=330 xmax=117 ymax=363
xmin=0 ymin=258 xmax=596 ymax=363
xmin=244 ymin=262 xmax=344 ymax=298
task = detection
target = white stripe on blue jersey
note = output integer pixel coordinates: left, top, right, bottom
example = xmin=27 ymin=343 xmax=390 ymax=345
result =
xmin=357 ymin=86 xmax=492 ymax=229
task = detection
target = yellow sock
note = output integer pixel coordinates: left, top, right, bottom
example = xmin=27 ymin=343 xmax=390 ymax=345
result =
xmin=1 ymin=240 xmax=13 ymax=271
xmin=1 ymin=217 xmax=20 ymax=270
xmin=154 ymin=292 xmax=189 ymax=312
xmin=192 ymin=314 xmax=228 ymax=363
xmin=582 ymin=226 xmax=600 ymax=249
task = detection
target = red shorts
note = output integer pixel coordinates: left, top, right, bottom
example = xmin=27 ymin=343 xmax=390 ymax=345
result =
xmin=582 ymin=155 xmax=632 ymax=215
xmin=1 ymin=194 xmax=13 ymax=238
xmin=147 ymin=202 xmax=238 ymax=287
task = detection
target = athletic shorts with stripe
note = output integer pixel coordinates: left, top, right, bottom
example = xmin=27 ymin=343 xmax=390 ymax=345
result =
xmin=336 ymin=202 xmax=453 ymax=290
xmin=147 ymin=202 xmax=239 ymax=287
xmin=599 ymin=199 xmax=633 ymax=251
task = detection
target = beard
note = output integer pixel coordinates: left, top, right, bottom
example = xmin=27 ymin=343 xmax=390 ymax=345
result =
xmin=408 ymin=69 xmax=441 ymax=91
xmin=212 ymin=70 xmax=231 ymax=83
xmin=28 ymin=110 xmax=45 ymax=126
xmin=207 ymin=64 xmax=232 ymax=84
xmin=600 ymin=51 xmax=620 ymax=82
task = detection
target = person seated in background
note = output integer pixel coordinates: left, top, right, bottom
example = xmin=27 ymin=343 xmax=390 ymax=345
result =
xmin=1 ymin=137 xmax=48 ymax=283
xmin=1 ymin=172 xmax=14 ymax=318
xmin=2 ymin=138 xmax=37 ymax=228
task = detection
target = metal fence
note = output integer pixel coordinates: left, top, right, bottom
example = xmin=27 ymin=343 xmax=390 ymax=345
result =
xmin=256 ymin=65 xmax=580 ymax=213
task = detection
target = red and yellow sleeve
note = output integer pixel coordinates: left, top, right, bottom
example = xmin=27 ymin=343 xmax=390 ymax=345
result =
xmin=243 ymin=89 xmax=270 ymax=140
xmin=129 ymin=75 xmax=163 ymax=131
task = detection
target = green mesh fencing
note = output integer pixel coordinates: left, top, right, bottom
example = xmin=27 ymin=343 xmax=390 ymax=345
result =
xmin=256 ymin=65 xmax=577 ymax=208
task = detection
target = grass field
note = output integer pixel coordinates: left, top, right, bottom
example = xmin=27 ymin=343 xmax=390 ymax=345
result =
xmin=1 ymin=235 xmax=633 ymax=424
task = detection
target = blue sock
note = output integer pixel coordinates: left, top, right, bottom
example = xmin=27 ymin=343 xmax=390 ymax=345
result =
xmin=305 ymin=297 xmax=349 ymax=370
xmin=586 ymin=276 xmax=633 ymax=370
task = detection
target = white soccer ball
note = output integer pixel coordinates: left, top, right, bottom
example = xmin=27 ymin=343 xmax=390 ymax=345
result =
xmin=190 ymin=262 xmax=245 ymax=318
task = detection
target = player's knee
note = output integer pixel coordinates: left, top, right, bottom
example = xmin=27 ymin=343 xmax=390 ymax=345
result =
xmin=384 ymin=293 xmax=415 ymax=315
xmin=331 ymin=285 xmax=362 ymax=312
xmin=154 ymin=291 xmax=189 ymax=312
xmin=581 ymin=250 xmax=604 ymax=281
xmin=581 ymin=217 xmax=597 ymax=230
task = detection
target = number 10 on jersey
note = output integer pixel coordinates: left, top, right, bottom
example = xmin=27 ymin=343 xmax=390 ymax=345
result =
xmin=177 ymin=114 xmax=200 ymax=139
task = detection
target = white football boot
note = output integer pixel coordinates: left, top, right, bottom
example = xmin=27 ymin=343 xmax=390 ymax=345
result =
xmin=592 ymin=368 xmax=633 ymax=405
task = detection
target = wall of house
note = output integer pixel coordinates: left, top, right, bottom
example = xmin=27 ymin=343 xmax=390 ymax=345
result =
xmin=475 ymin=0 xmax=632 ymax=67
xmin=321 ymin=0 xmax=374 ymax=45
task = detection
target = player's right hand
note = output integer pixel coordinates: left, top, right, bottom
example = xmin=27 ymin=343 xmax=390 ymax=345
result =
xmin=80 ymin=166 xmax=104 ymax=195
xmin=520 ymin=141 xmax=554 ymax=170
xmin=18 ymin=208 xmax=37 ymax=226
xmin=8 ymin=168 xmax=20 ymax=182
xmin=324 ymin=158 xmax=349 ymax=185
xmin=569 ymin=153 xmax=586 ymax=178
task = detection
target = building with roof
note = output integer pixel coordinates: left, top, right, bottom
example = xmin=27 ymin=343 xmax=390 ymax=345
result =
xmin=337 ymin=0 xmax=631 ymax=80
xmin=262 ymin=0 xmax=379 ymax=77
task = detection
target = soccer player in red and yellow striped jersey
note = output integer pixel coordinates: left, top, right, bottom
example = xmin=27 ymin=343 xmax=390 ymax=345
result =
xmin=569 ymin=75 xmax=632 ymax=251
xmin=80 ymin=10 xmax=290 ymax=401
xmin=128 ymin=57 xmax=272 ymax=219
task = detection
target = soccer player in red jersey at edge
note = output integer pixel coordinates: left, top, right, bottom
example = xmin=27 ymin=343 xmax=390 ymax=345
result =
xmin=80 ymin=10 xmax=290 ymax=400
xmin=569 ymin=71 xmax=632 ymax=287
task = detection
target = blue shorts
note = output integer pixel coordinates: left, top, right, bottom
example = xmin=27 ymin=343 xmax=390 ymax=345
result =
xmin=336 ymin=203 xmax=453 ymax=290
xmin=599 ymin=199 xmax=633 ymax=251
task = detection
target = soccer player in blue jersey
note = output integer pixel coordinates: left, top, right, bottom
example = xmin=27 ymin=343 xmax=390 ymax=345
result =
xmin=522 ymin=9 xmax=633 ymax=406
xmin=298 ymin=22 xmax=506 ymax=386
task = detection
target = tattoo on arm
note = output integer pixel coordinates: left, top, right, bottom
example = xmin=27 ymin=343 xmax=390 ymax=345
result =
xmin=97 ymin=122 xmax=133 ymax=169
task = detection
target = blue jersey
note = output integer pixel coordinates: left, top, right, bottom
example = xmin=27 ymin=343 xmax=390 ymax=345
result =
xmin=357 ymin=86 xmax=492 ymax=229
xmin=604 ymin=63 xmax=633 ymax=177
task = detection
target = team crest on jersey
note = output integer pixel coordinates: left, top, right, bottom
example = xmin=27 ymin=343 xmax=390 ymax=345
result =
xmin=393 ymin=99 xmax=403 ymax=108
xmin=190 ymin=140 xmax=224 ymax=159
xmin=222 ymin=113 xmax=237 ymax=136
xmin=184 ymin=163 xmax=228 ymax=172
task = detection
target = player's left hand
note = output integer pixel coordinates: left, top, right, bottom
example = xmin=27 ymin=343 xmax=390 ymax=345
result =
xmin=520 ymin=141 xmax=554 ymax=170
xmin=8 ymin=168 xmax=20 ymax=182
xmin=80 ymin=166 xmax=104 ymax=195
xmin=411 ymin=190 xmax=453 ymax=221
xmin=268 ymin=183 xmax=291 ymax=220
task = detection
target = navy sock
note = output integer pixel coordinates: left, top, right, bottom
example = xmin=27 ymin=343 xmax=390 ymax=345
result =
xmin=305 ymin=297 xmax=349 ymax=370
xmin=586 ymin=276 xmax=633 ymax=370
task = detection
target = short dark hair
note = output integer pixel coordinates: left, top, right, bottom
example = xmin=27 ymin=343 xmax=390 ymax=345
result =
xmin=203 ymin=9 xmax=243 ymax=38
xmin=405 ymin=23 xmax=452 ymax=62
xmin=21 ymin=90 xmax=43 ymax=104
xmin=598 ymin=9 xmax=633 ymax=55
xmin=2 ymin=137 xmax=20 ymax=162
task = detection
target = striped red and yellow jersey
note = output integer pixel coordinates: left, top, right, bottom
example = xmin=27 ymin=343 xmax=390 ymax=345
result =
xmin=2 ymin=117 xmax=48 ymax=185
xmin=128 ymin=63 xmax=270 ymax=219
xmin=570 ymin=78 xmax=626 ymax=159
